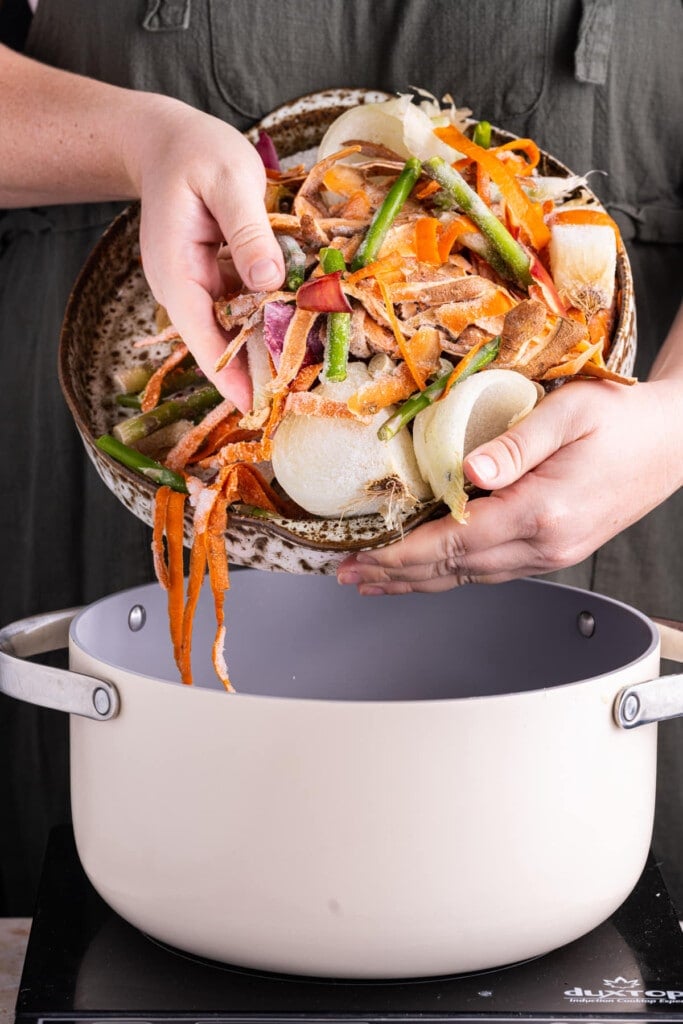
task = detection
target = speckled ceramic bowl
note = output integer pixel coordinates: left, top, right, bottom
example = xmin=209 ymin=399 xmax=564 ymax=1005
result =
xmin=59 ymin=89 xmax=636 ymax=575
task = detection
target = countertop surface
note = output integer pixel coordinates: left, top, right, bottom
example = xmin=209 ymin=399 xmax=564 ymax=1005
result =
xmin=0 ymin=920 xmax=30 ymax=1024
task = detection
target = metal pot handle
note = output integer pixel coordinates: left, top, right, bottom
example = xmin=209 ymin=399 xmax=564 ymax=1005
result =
xmin=0 ymin=609 xmax=119 ymax=721
xmin=615 ymin=618 xmax=683 ymax=729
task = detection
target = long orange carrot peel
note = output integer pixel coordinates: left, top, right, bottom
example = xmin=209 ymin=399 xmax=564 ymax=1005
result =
xmin=422 ymin=156 xmax=534 ymax=287
xmin=153 ymin=459 xmax=296 ymax=692
xmin=435 ymin=124 xmax=551 ymax=251
xmin=377 ymin=279 xmax=428 ymax=390
xmin=377 ymin=335 xmax=501 ymax=440
xmin=140 ymin=344 xmax=190 ymax=412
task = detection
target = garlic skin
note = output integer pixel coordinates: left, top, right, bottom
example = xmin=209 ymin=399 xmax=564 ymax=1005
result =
xmin=413 ymin=369 xmax=542 ymax=523
xmin=271 ymin=362 xmax=432 ymax=523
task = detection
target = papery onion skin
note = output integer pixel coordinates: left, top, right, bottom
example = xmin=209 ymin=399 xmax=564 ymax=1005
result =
xmin=317 ymin=96 xmax=464 ymax=165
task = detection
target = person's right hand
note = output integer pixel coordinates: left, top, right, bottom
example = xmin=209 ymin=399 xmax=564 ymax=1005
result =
xmin=125 ymin=98 xmax=285 ymax=412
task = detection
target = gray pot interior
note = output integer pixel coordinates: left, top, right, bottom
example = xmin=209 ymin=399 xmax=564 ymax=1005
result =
xmin=71 ymin=573 xmax=657 ymax=701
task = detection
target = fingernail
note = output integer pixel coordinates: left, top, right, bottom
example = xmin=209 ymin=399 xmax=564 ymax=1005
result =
xmin=360 ymin=585 xmax=385 ymax=596
xmin=249 ymin=258 xmax=281 ymax=289
xmin=355 ymin=553 xmax=378 ymax=565
xmin=338 ymin=570 xmax=361 ymax=585
xmin=467 ymin=453 xmax=498 ymax=484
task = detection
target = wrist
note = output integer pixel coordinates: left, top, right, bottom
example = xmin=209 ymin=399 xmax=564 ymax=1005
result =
xmin=117 ymin=92 xmax=193 ymax=198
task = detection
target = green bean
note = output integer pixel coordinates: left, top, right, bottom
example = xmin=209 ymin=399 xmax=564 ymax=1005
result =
xmin=378 ymin=337 xmax=501 ymax=441
xmin=350 ymin=157 xmax=422 ymax=271
xmin=319 ymin=247 xmax=352 ymax=382
xmin=96 ymin=435 xmax=188 ymax=493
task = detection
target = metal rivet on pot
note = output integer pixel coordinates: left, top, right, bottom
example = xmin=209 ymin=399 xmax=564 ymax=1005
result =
xmin=128 ymin=604 xmax=146 ymax=632
xmin=577 ymin=610 xmax=596 ymax=638
xmin=93 ymin=687 xmax=111 ymax=717
xmin=622 ymin=693 xmax=640 ymax=723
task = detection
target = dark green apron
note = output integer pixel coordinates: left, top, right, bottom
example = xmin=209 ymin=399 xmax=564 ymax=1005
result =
xmin=1 ymin=0 xmax=681 ymax=914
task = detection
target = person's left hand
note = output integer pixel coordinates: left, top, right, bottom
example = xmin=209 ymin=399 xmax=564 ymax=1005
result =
xmin=337 ymin=376 xmax=683 ymax=594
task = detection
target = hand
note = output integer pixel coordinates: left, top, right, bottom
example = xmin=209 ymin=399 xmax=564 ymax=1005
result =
xmin=337 ymin=377 xmax=683 ymax=593
xmin=0 ymin=47 xmax=283 ymax=412
xmin=128 ymin=100 xmax=285 ymax=411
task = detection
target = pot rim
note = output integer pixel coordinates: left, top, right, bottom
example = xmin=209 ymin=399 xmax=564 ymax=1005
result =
xmin=69 ymin=575 xmax=660 ymax=708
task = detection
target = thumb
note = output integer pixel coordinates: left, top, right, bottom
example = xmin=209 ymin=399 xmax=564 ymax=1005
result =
xmin=463 ymin=390 xmax=580 ymax=490
xmin=213 ymin=159 xmax=285 ymax=293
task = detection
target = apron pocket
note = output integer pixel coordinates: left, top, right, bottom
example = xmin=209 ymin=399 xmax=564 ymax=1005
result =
xmin=208 ymin=0 xmax=357 ymax=120
xmin=208 ymin=0 xmax=550 ymax=123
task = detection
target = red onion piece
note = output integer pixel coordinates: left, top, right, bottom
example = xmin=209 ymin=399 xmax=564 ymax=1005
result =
xmin=263 ymin=301 xmax=323 ymax=369
xmin=296 ymin=272 xmax=352 ymax=313
xmin=255 ymin=130 xmax=281 ymax=172
xmin=263 ymin=301 xmax=295 ymax=368
xmin=304 ymin=316 xmax=326 ymax=365
xmin=529 ymin=255 xmax=567 ymax=315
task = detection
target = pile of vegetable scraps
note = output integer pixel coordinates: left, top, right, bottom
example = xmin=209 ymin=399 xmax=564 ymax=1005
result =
xmin=97 ymin=90 xmax=635 ymax=691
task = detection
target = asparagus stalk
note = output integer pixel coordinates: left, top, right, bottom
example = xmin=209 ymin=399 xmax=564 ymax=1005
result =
xmin=319 ymin=247 xmax=352 ymax=382
xmin=115 ymin=364 xmax=206 ymax=408
xmin=114 ymin=364 xmax=154 ymax=394
xmin=378 ymin=336 xmax=501 ymax=441
xmin=472 ymin=120 xmax=492 ymax=149
xmin=277 ymin=234 xmax=306 ymax=290
xmin=423 ymin=156 xmax=533 ymax=287
xmin=113 ymin=384 xmax=222 ymax=446
xmin=96 ymin=435 xmax=188 ymax=493
xmin=351 ymin=157 xmax=422 ymax=271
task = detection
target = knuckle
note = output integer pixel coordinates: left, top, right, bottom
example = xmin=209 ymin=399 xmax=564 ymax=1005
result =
xmin=531 ymin=498 xmax=587 ymax=572
xmin=440 ymin=526 xmax=468 ymax=569
xmin=439 ymin=529 xmax=474 ymax=584
xmin=229 ymin=221 xmax=269 ymax=254
xmin=491 ymin=429 xmax=528 ymax=477
xmin=218 ymin=145 xmax=265 ymax=187
xmin=384 ymin=580 xmax=414 ymax=595
xmin=537 ymin=544 xmax=573 ymax=573
xmin=374 ymin=544 xmax=409 ymax=573
xmin=532 ymin=494 xmax=572 ymax=541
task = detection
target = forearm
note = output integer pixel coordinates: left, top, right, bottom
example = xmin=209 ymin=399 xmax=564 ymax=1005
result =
xmin=0 ymin=43 xmax=179 ymax=206
xmin=644 ymin=299 xmax=683 ymax=493
xmin=648 ymin=300 xmax=683 ymax=383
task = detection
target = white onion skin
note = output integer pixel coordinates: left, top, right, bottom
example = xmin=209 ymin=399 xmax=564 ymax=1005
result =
xmin=317 ymin=96 xmax=462 ymax=165
xmin=413 ymin=369 xmax=542 ymax=521
xmin=271 ymin=363 xmax=432 ymax=518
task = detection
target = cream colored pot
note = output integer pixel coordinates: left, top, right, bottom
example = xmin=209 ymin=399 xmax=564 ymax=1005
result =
xmin=1 ymin=573 xmax=682 ymax=979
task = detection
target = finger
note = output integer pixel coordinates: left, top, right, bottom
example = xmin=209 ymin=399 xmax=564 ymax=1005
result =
xmin=211 ymin=158 xmax=285 ymax=293
xmin=216 ymin=246 xmax=242 ymax=296
xmin=339 ymin=493 xmax=536 ymax=578
xmin=354 ymin=559 xmax=530 ymax=595
xmin=464 ymin=385 xmax=586 ymax=491
xmin=159 ymin=269 xmax=253 ymax=411
xmin=339 ymin=535 xmax=543 ymax=590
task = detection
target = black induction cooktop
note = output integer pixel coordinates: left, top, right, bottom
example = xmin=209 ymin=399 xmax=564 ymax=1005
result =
xmin=15 ymin=826 xmax=683 ymax=1024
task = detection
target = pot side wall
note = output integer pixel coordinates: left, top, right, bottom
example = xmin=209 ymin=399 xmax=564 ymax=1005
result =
xmin=68 ymin=644 xmax=659 ymax=978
